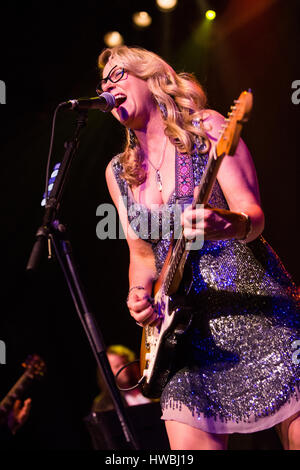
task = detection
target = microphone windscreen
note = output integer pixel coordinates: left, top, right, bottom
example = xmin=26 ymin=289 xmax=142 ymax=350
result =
xmin=100 ymin=92 xmax=116 ymax=111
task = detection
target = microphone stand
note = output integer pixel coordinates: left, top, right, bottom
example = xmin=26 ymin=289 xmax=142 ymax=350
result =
xmin=26 ymin=110 xmax=140 ymax=450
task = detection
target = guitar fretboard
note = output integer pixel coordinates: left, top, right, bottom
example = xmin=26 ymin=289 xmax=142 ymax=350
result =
xmin=164 ymin=151 xmax=224 ymax=294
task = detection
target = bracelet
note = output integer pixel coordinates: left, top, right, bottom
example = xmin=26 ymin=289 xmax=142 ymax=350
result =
xmin=239 ymin=212 xmax=252 ymax=242
xmin=126 ymin=286 xmax=146 ymax=302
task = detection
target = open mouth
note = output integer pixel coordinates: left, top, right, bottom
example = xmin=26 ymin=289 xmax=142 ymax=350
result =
xmin=115 ymin=94 xmax=127 ymax=107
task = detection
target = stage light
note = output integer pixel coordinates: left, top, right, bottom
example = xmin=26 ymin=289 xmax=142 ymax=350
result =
xmin=205 ymin=10 xmax=216 ymax=21
xmin=133 ymin=11 xmax=152 ymax=28
xmin=103 ymin=31 xmax=124 ymax=47
xmin=156 ymin=0 xmax=178 ymax=12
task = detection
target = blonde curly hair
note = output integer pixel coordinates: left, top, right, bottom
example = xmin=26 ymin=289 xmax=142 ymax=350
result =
xmin=98 ymin=45 xmax=210 ymax=187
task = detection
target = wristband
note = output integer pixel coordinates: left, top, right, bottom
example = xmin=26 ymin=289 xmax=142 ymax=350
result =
xmin=239 ymin=212 xmax=252 ymax=242
xmin=126 ymin=286 xmax=146 ymax=302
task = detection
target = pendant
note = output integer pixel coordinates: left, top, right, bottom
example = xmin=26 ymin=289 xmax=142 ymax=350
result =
xmin=156 ymin=170 xmax=163 ymax=192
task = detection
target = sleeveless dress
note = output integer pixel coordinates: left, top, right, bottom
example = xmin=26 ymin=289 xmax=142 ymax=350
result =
xmin=111 ymin=142 xmax=300 ymax=434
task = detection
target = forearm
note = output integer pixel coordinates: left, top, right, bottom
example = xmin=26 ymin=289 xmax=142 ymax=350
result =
xmin=183 ymin=203 xmax=265 ymax=243
xmin=127 ymin=256 xmax=157 ymax=326
xmin=128 ymin=254 xmax=156 ymax=296
xmin=237 ymin=202 xmax=264 ymax=242
xmin=219 ymin=203 xmax=264 ymax=242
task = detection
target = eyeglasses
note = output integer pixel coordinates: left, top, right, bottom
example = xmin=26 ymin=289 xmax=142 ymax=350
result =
xmin=96 ymin=65 xmax=126 ymax=94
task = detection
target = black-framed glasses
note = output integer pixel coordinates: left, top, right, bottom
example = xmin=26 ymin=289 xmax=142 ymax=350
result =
xmin=96 ymin=65 xmax=126 ymax=94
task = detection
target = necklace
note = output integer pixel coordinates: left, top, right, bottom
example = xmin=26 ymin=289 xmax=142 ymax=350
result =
xmin=147 ymin=136 xmax=167 ymax=192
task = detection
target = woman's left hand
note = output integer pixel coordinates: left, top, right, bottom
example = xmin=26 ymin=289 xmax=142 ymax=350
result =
xmin=181 ymin=205 xmax=248 ymax=242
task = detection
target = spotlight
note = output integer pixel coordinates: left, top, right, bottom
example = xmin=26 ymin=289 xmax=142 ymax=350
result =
xmin=205 ymin=10 xmax=216 ymax=21
xmin=103 ymin=31 xmax=124 ymax=47
xmin=156 ymin=0 xmax=178 ymax=12
xmin=133 ymin=11 xmax=152 ymax=28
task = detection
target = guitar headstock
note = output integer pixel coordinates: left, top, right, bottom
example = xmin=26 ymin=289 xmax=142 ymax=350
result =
xmin=216 ymin=89 xmax=253 ymax=157
xmin=22 ymin=354 xmax=46 ymax=378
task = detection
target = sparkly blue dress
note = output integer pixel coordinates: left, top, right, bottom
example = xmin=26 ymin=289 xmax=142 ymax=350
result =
xmin=111 ymin=143 xmax=300 ymax=434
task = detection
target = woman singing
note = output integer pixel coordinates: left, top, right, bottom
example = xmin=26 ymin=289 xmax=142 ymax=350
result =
xmin=98 ymin=45 xmax=300 ymax=450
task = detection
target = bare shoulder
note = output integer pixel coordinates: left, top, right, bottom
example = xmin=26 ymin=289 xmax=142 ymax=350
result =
xmin=199 ymin=109 xmax=225 ymax=142
xmin=105 ymin=159 xmax=113 ymax=184
xmin=105 ymin=156 xmax=123 ymax=206
xmin=199 ymin=108 xmax=253 ymax=162
xmin=199 ymin=110 xmax=261 ymax=207
xmin=105 ymin=155 xmax=121 ymax=183
xmin=105 ymin=160 xmax=115 ymax=199
xmin=104 ymin=158 xmax=155 ymax=255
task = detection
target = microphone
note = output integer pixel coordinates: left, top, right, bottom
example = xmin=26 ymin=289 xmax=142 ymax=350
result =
xmin=59 ymin=92 xmax=117 ymax=112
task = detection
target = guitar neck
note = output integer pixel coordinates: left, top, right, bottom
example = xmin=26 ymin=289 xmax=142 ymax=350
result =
xmin=193 ymin=151 xmax=224 ymax=207
xmin=158 ymin=90 xmax=252 ymax=297
xmin=0 ymin=371 xmax=33 ymax=418
xmin=163 ymin=151 xmax=224 ymax=295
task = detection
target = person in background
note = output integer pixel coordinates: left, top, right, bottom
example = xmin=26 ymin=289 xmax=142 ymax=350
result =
xmin=92 ymin=345 xmax=151 ymax=412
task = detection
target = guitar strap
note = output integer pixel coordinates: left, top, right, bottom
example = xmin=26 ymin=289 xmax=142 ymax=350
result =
xmin=175 ymin=150 xmax=195 ymax=205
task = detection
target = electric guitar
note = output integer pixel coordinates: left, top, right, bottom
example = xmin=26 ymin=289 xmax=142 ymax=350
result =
xmin=140 ymin=90 xmax=253 ymax=398
xmin=0 ymin=354 xmax=46 ymax=423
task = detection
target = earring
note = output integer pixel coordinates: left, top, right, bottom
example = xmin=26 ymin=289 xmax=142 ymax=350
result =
xmin=158 ymin=101 xmax=167 ymax=119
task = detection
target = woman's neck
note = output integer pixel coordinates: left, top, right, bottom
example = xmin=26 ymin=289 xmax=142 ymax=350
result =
xmin=134 ymin=109 xmax=166 ymax=161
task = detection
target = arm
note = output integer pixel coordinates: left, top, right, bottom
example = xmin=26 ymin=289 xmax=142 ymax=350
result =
xmin=182 ymin=110 xmax=265 ymax=242
xmin=105 ymin=162 xmax=157 ymax=326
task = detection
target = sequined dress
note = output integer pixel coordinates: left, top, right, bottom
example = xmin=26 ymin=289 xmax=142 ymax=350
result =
xmin=111 ymin=145 xmax=300 ymax=434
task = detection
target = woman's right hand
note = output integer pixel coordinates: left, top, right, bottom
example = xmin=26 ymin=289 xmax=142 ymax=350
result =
xmin=127 ymin=288 xmax=158 ymax=327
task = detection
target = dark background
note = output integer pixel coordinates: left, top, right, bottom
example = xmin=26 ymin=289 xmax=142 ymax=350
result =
xmin=0 ymin=0 xmax=299 ymax=450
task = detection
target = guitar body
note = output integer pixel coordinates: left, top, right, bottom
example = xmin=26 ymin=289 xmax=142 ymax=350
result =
xmin=140 ymin=285 xmax=195 ymax=399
